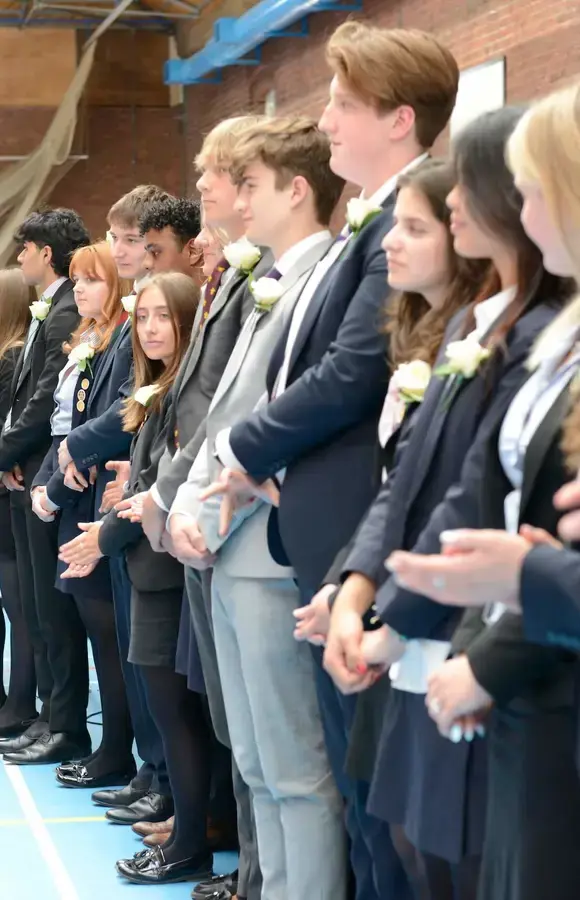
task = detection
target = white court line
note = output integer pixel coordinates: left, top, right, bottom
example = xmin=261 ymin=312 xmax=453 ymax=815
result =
xmin=3 ymin=762 xmax=80 ymax=900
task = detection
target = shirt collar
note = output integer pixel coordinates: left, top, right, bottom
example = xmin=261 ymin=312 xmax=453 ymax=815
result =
xmin=276 ymin=230 xmax=333 ymax=276
xmin=361 ymin=152 xmax=430 ymax=208
xmin=42 ymin=275 xmax=67 ymax=300
xmin=473 ymin=286 xmax=517 ymax=337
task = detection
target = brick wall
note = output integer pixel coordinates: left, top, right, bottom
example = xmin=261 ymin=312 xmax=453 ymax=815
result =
xmin=184 ymin=0 xmax=580 ymax=197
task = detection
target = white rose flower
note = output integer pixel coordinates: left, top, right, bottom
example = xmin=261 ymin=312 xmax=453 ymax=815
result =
xmin=69 ymin=342 xmax=95 ymax=372
xmin=134 ymin=384 xmax=160 ymax=407
xmin=346 ymin=198 xmax=382 ymax=233
xmin=122 ymin=295 xmax=136 ymax=315
xmin=223 ymin=237 xmax=261 ymax=273
xmin=392 ymin=359 xmax=432 ymax=404
xmin=30 ymin=298 xmax=51 ymax=321
xmin=250 ymin=277 xmax=285 ymax=312
xmin=438 ymin=334 xmax=491 ymax=379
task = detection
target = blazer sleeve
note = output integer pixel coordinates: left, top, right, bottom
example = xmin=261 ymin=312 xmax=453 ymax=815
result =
xmin=521 ymin=544 xmax=580 ymax=648
xmin=0 ymin=347 xmax=21 ymax=432
xmin=31 ymin=444 xmax=58 ymax=490
xmin=98 ymin=506 xmax=142 ymax=558
xmin=375 ymin=321 xmax=551 ymax=639
xmin=66 ymin=352 xmax=134 ymax=469
xmin=155 ymin=417 xmax=208 ymax=511
xmin=0 ymin=302 xmax=78 ymax=471
xmin=44 ymin=467 xmax=83 ymax=509
xmin=465 ymin=611 xmax=575 ymax=707
xmin=227 ymin=236 xmax=391 ymax=484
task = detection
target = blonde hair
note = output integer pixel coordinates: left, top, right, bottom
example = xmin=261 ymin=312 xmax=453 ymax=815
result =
xmin=195 ymin=115 xmax=268 ymax=171
xmin=507 ymin=82 xmax=580 ymax=470
xmin=122 ymin=273 xmax=199 ymax=433
xmin=507 ymin=84 xmax=580 ymax=368
xmin=0 ymin=268 xmax=33 ymax=361
xmin=66 ymin=242 xmax=131 ymax=354
xmin=326 ymin=22 xmax=459 ymax=148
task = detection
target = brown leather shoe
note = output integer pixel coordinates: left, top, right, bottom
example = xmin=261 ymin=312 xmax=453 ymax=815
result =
xmin=143 ymin=831 xmax=171 ymax=847
xmin=132 ymin=815 xmax=174 ymax=837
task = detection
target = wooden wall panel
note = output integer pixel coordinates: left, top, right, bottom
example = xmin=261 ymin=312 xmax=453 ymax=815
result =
xmin=0 ymin=29 xmax=76 ymax=107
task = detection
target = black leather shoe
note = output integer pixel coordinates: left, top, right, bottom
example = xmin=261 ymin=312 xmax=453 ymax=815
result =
xmin=0 ymin=715 xmax=39 ymax=740
xmin=192 ymin=871 xmax=238 ymax=899
xmin=2 ymin=731 xmax=92 ymax=766
xmin=116 ymin=846 xmax=214 ymax=885
xmin=0 ymin=719 xmax=49 ymax=753
xmin=56 ymin=763 xmax=136 ymax=789
xmin=55 ymin=757 xmax=92 ymax=776
xmin=106 ymin=790 xmax=174 ymax=825
xmin=92 ymin=777 xmax=150 ymax=809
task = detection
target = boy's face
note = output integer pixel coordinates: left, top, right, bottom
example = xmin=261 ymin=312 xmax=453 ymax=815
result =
xmin=17 ymin=241 xmax=52 ymax=286
xmin=143 ymin=226 xmax=194 ymax=277
xmin=107 ymin=221 xmax=147 ymax=281
xmin=195 ymin=163 xmax=240 ymax=231
xmin=234 ymin=160 xmax=295 ymax=247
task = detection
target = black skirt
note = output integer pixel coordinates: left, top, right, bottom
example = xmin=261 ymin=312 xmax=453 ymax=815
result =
xmin=367 ymin=687 xmax=488 ymax=864
xmin=479 ymin=701 xmax=580 ymax=900
xmin=128 ymin=584 xmax=184 ymax=668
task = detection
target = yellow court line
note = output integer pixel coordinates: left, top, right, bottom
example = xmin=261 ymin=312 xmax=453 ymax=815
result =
xmin=0 ymin=815 xmax=106 ymax=826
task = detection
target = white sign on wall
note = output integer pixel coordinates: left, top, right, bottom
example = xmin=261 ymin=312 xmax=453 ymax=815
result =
xmin=450 ymin=58 xmax=506 ymax=137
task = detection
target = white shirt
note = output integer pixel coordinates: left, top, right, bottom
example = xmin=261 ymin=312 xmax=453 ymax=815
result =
xmin=216 ymin=155 xmax=429 ymax=473
xmin=473 ymin=286 xmax=517 ymax=339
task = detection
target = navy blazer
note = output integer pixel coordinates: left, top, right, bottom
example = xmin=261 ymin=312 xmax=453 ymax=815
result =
xmin=521 ymin=545 xmax=580 ymax=650
xmin=226 ymin=199 xmax=395 ymax=591
xmin=41 ymin=321 xmax=133 ymax=514
xmin=355 ymin=300 xmax=564 ymax=640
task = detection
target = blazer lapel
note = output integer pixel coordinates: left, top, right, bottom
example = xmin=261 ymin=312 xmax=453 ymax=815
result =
xmin=211 ymin=239 xmax=332 ymax=411
xmin=15 ymin=279 xmax=74 ymax=391
xmin=88 ymin=318 xmax=130 ymax=410
xmin=520 ymin=379 xmax=574 ymax=517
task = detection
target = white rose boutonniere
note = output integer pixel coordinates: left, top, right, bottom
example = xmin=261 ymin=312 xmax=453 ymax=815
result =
xmin=122 ymin=295 xmax=136 ymax=315
xmin=250 ymin=277 xmax=285 ymax=313
xmin=223 ymin=237 xmax=261 ymax=274
xmin=392 ymin=360 xmax=432 ymax=405
xmin=134 ymin=384 xmax=160 ymax=407
xmin=435 ymin=334 xmax=491 ymax=379
xmin=346 ymin=198 xmax=382 ymax=235
xmin=30 ymin=298 xmax=52 ymax=321
xmin=69 ymin=342 xmax=95 ymax=373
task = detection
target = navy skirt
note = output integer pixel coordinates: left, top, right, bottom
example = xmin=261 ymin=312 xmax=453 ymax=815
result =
xmin=367 ymin=687 xmax=488 ymax=864
xmin=174 ymin=592 xmax=205 ymax=693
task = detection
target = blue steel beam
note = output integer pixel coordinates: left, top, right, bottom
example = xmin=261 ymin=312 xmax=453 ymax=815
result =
xmin=164 ymin=0 xmax=361 ymax=84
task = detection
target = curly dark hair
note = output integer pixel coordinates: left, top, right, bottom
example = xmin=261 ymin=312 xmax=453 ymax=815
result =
xmin=14 ymin=208 xmax=90 ymax=277
xmin=139 ymin=197 xmax=201 ymax=249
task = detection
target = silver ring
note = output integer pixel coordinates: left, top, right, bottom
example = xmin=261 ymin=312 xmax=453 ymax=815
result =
xmin=432 ymin=575 xmax=446 ymax=590
xmin=429 ymin=698 xmax=441 ymax=715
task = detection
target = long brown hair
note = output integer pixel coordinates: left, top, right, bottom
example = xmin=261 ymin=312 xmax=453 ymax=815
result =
xmin=122 ymin=272 xmax=199 ymax=432
xmin=386 ymin=160 xmax=491 ymax=368
xmin=0 ymin=268 xmax=33 ymax=361
xmin=66 ymin=242 xmax=131 ymax=353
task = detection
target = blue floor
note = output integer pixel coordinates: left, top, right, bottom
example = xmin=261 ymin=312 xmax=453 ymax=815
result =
xmin=1 ymin=642 xmax=237 ymax=900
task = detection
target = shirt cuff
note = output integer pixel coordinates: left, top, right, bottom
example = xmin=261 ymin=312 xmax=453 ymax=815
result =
xmin=214 ymin=428 xmax=246 ymax=473
xmin=150 ymin=483 xmax=169 ymax=513
xmin=44 ymin=492 xmax=60 ymax=512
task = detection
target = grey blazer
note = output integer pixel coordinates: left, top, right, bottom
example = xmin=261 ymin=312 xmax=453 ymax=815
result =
xmin=155 ymin=250 xmax=273 ymax=509
xmin=172 ymin=235 xmax=333 ymax=579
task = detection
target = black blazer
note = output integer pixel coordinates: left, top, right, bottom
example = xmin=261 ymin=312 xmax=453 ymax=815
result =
xmin=361 ymin=301 xmax=564 ymax=639
xmin=99 ymin=393 xmax=183 ymax=594
xmin=226 ymin=200 xmax=395 ymax=591
xmin=521 ymin=544 xmax=580 ymax=649
xmin=449 ymin=379 xmax=578 ymax=712
xmin=0 ymin=279 xmax=79 ymax=483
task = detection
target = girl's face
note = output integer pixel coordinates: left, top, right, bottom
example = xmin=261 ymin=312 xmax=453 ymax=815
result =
xmin=72 ymin=261 xmax=110 ymax=323
xmin=516 ymin=178 xmax=576 ymax=277
xmin=194 ymin=226 xmax=222 ymax=278
xmin=135 ymin=285 xmax=176 ymax=366
xmin=446 ymin=183 xmax=503 ymax=262
xmin=383 ymin=186 xmax=451 ymax=308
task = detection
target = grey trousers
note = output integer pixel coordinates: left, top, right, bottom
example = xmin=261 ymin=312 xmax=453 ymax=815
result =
xmin=185 ymin=566 xmax=262 ymax=900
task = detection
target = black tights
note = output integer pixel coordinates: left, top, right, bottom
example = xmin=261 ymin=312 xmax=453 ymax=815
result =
xmin=390 ymin=825 xmax=481 ymax=900
xmin=75 ymin=593 xmax=134 ymax=774
xmin=0 ymin=554 xmax=36 ymax=723
xmin=141 ymin=665 xmax=211 ymax=863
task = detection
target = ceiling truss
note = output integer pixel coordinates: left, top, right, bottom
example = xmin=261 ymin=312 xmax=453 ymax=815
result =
xmin=0 ymin=0 xmax=204 ymax=30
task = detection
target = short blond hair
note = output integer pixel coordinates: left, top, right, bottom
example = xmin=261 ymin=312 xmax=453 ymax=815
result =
xmin=229 ymin=116 xmax=345 ymax=225
xmin=195 ymin=115 xmax=268 ymax=171
xmin=326 ymin=22 xmax=458 ymax=148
